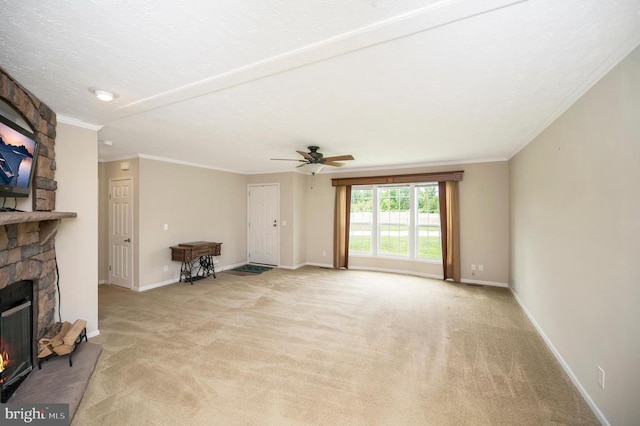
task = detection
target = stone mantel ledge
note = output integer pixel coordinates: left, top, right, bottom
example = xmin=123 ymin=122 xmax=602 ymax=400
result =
xmin=0 ymin=211 xmax=77 ymax=226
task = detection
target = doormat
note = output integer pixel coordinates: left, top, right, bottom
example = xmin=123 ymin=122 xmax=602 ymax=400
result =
xmin=229 ymin=264 xmax=273 ymax=275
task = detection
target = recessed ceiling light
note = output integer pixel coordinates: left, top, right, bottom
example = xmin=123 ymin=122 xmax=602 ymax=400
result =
xmin=89 ymin=88 xmax=117 ymax=102
xmin=102 ymin=140 xmax=113 ymax=146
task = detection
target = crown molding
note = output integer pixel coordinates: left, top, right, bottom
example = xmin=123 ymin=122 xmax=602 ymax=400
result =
xmin=136 ymin=153 xmax=242 ymax=174
xmin=57 ymin=115 xmax=103 ymax=131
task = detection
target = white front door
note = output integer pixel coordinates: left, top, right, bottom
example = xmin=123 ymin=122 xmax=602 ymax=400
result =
xmin=109 ymin=178 xmax=134 ymax=288
xmin=247 ymin=184 xmax=279 ymax=265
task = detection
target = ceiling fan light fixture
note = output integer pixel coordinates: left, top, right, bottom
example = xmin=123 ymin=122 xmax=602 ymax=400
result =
xmin=272 ymin=146 xmax=354 ymax=172
xmin=303 ymin=163 xmax=324 ymax=175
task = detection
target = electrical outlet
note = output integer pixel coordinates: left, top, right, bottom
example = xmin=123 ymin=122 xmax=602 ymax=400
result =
xmin=163 ymin=224 xmax=169 ymax=231
xmin=598 ymin=366 xmax=605 ymax=390
xmin=478 ymin=264 xmax=484 ymax=272
xmin=163 ymin=265 xmax=168 ymax=272
xmin=471 ymin=264 xmax=476 ymax=271
xmin=322 ymin=251 xmax=327 ymax=257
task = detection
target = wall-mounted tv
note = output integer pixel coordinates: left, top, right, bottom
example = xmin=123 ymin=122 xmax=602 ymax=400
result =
xmin=0 ymin=113 xmax=39 ymax=198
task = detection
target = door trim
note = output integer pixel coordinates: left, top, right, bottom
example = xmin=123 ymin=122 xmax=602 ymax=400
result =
xmin=247 ymin=183 xmax=280 ymax=266
xmin=108 ymin=177 xmax=135 ymax=289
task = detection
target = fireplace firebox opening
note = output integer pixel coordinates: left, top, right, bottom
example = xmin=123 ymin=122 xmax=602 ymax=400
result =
xmin=0 ymin=280 xmax=34 ymax=403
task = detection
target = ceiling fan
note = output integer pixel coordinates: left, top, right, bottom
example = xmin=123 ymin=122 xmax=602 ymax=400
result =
xmin=271 ymin=146 xmax=355 ymax=172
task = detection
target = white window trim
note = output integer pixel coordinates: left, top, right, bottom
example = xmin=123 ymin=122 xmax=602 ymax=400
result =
xmin=350 ymin=183 xmax=441 ymax=261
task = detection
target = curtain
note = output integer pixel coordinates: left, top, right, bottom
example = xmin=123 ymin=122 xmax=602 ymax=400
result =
xmin=333 ymin=185 xmax=351 ymax=269
xmin=439 ymin=181 xmax=460 ymax=282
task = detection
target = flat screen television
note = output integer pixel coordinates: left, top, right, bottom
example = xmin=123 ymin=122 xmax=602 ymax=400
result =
xmin=0 ymin=113 xmax=39 ymax=198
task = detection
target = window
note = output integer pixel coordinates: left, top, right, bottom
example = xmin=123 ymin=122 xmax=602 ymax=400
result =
xmin=378 ymin=186 xmax=410 ymax=256
xmin=415 ymin=184 xmax=442 ymax=260
xmin=349 ymin=183 xmax=441 ymax=261
xmin=349 ymin=187 xmax=373 ymax=254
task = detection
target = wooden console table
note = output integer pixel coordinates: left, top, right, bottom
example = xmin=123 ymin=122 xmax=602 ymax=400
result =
xmin=170 ymin=241 xmax=222 ymax=284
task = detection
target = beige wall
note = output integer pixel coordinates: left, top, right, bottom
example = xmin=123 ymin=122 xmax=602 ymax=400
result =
xmin=108 ymin=160 xmax=508 ymax=285
xmin=98 ymin=158 xmax=140 ymax=285
xmin=55 ymin=123 xmax=99 ymax=335
xmin=305 ymin=162 xmax=510 ymax=284
xmin=292 ymin=173 xmax=307 ymax=267
xmin=305 ymin=174 xmax=336 ymax=267
xmin=137 ymin=158 xmax=247 ymax=288
xmin=510 ymin=46 xmax=640 ymax=425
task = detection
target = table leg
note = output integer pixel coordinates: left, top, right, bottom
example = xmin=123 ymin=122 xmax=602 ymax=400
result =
xmin=180 ymin=259 xmax=195 ymax=284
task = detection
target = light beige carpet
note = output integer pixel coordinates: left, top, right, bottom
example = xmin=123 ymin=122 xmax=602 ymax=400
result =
xmin=75 ymin=267 xmax=598 ymax=425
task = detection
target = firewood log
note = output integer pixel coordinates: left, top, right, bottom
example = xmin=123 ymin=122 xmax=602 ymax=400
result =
xmin=63 ymin=319 xmax=87 ymax=346
xmin=53 ymin=344 xmax=74 ymax=356
xmin=40 ymin=322 xmax=63 ymax=340
xmin=50 ymin=322 xmax=72 ymax=348
xmin=37 ymin=346 xmax=53 ymax=359
xmin=38 ymin=322 xmax=63 ymax=347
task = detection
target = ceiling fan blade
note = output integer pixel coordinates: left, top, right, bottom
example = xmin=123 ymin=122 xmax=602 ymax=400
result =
xmin=324 ymin=161 xmax=345 ymax=167
xmin=295 ymin=163 xmax=308 ymax=168
xmin=271 ymin=158 xmax=307 ymax=162
xmin=323 ymin=154 xmax=354 ymax=162
xmin=297 ymin=150 xmax=314 ymax=160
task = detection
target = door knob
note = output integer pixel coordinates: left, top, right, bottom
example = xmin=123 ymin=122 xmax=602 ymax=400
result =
xmin=124 ymin=238 xmax=131 ymax=242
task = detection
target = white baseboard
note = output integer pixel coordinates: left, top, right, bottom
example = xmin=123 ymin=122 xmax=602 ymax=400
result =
xmin=461 ymin=278 xmax=509 ymax=288
xmin=278 ymin=263 xmax=307 ymax=270
xmin=305 ymin=262 xmax=334 ymax=269
xmin=509 ymin=289 xmax=609 ymax=426
xmin=347 ymin=265 xmax=443 ymax=280
xmin=137 ymin=262 xmax=254 ymax=292
xmin=98 ymin=280 xmax=108 ymax=285
xmin=302 ymin=263 xmax=507 ymax=287
xmin=87 ymin=329 xmax=100 ymax=339
xmin=277 ymin=264 xmax=295 ymax=270
xmin=137 ymin=277 xmax=179 ymax=292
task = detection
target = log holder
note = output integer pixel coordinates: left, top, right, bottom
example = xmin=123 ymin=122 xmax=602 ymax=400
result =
xmin=37 ymin=327 xmax=88 ymax=369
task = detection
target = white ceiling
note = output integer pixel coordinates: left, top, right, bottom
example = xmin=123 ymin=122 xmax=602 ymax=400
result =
xmin=1 ymin=0 xmax=639 ymax=174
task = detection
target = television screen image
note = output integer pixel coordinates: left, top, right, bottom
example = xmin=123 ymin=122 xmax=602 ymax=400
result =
xmin=0 ymin=114 xmax=38 ymax=198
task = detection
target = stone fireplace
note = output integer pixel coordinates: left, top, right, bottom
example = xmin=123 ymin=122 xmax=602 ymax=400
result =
xmin=0 ymin=68 xmax=77 ymax=398
xmin=1 ymin=221 xmax=60 ymax=341
xmin=0 ymin=205 xmax=77 ymax=402
xmin=1 ymin=65 xmax=70 ymax=329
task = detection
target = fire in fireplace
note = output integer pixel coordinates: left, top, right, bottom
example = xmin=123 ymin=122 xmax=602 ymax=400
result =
xmin=0 ymin=280 xmax=34 ymax=402
xmin=1 ymin=347 xmax=9 ymax=376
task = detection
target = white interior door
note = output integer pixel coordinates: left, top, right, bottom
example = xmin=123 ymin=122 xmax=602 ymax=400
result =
xmin=247 ymin=184 xmax=279 ymax=265
xmin=109 ymin=178 xmax=134 ymax=288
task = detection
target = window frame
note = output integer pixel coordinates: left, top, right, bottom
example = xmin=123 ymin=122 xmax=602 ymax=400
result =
xmin=348 ymin=182 xmax=441 ymax=263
